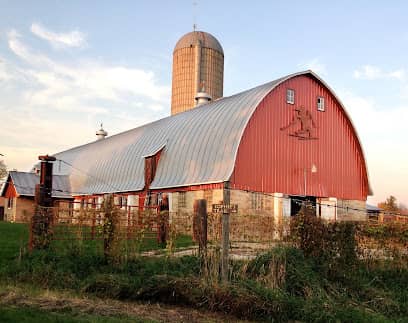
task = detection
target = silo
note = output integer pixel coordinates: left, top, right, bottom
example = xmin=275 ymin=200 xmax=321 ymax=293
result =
xmin=171 ymin=31 xmax=224 ymax=115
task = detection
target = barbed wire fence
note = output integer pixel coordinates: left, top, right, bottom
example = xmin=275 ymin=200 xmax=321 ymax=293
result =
xmin=3 ymin=178 xmax=408 ymax=221
xmin=22 ymin=197 xmax=406 ymax=282
xmin=2 ymin=156 xmax=407 ymax=279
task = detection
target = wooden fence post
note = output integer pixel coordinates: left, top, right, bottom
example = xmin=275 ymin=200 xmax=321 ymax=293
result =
xmin=194 ymin=199 xmax=207 ymax=256
xmin=221 ymin=182 xmax=230 ymax=282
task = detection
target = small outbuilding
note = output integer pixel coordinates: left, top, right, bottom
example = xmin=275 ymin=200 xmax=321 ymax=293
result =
xmin=1 ymin=171 xmax=72 ymax=222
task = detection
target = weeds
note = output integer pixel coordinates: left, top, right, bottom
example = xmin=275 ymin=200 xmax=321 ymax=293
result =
xmin=1 ymin=219 xmax=408 ymax=322
xmin=3 ymin=242 xmax=407 ymax=322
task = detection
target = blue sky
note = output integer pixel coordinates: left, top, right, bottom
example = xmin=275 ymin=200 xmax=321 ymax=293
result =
xmin=0 ymin=0 xmax=407 ymax=206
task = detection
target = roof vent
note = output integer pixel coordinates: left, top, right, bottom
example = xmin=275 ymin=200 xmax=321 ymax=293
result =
xmin=96 ymin=123 xmax=108 ymax=140
xmin=194 ymin=83 xmax=212 ymax=107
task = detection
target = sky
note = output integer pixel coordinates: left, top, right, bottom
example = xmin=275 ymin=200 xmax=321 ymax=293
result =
xmin=0 ymin=0 xmax=407 ymax=207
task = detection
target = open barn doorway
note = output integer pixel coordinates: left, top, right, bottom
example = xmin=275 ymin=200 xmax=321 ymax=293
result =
xmin=289 ymin=195 xmax=316 ymax=216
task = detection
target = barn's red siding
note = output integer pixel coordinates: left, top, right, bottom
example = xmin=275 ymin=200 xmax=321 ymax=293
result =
xmin=231 ymin=75 xmax=369 ymax=200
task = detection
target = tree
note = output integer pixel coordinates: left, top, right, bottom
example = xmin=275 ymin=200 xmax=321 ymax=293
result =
xmin=400 ymin=203 xmax=408 ymax=215
xmin=0 ymin=160 xmax=7 ymax=180
xmin=378 ymin=195 xmax=399 ymax=212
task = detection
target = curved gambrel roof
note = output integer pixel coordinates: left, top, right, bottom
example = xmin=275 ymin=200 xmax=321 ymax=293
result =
xmin=51 ymin=70 xmax=371 ymax=195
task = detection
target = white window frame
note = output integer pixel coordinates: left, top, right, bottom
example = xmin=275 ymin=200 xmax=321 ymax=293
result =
xmin=317 ymin=96 xmax=325 ymax=111
xmin=286 ymin=89 xmax=295 ymax=104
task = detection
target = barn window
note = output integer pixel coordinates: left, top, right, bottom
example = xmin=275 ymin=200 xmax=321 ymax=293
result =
xmin=7 ymin=197 xmax=13 ymax=209
xmin=317 ymin=96 xmax=325 ymax=111
xmin=178 ymin=192 xmax=186 ymax=209
xmin=286 ymin=89 xmax=295 ymax=104
xmin=119 ymin=196 xmax=127 ymax=208
xmin=251 ymin=192 xmax=264 ymax=210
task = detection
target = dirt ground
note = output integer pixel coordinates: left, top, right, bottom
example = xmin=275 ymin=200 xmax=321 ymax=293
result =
xmin=0 ymin=287 xmax=252 ymax=323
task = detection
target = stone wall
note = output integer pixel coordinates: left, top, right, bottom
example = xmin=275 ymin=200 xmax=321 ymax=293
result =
xmin=337 ymin=199 xmax=367 ymax=221
xmin=168 ymin=189 xmax=284 ymax=241
xmin=170 ymin=189 xmax=223 ymax=214
xmin=230 ymin=190 xmax=275 ymax=216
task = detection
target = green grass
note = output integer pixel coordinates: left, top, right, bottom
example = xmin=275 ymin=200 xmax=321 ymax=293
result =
xmin=0 ymin=221 xmax=195 ymax=258
xmin=48 ymin=233 xmax=195 ymax=256
xmin=0 ymin=222 xmax=29 ymax=266
xmin=1 ymin=221 xmax=408 ymax=322
xmin=0 ymin=306 xmax=154 ymax=323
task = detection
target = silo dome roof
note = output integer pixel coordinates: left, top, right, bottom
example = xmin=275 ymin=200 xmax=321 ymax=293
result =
xmin=174 ymin=31 xmax=224 ymax=54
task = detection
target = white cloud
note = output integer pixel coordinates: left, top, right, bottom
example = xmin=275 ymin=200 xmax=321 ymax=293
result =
xmin=388 ymin=69 xmax=406 ymax=81
xmin=298 ymin=58 xmax=327 ymax=76
xmin=8 ymin=30 xmax=31 ymax=60
xmin=338 ymin=90 xmax=408 ymax=205
xmin=0 ymin=28 xmax=170 ymax=173
xmin=6 ymin=30 xmax=170 ymax=105
xmin=31 ymin=23 xmax=86 ymax=48
xmin=353 ymin=64 xmax=406 ymax=81
xmin=0 ymin=57 xmax=11 ymax=82
xmin=353 ymin=65 xmax=382 ymax=80
xmin=148 ymin=103 xmax=165 ymax=111
xmin=7 ymin=29 xmax=54 ymax=66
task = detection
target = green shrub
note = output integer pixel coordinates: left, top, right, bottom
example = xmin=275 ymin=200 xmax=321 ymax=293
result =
xmin=290 ymin=207 xmax=357 ymax=279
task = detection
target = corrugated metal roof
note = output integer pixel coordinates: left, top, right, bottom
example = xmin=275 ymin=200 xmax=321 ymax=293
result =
xmin=366 ymin=204 xmax=381 ymax=212
xmin=51 ymin=73 xmax=295 ymax=195
xmin=8 ymin=171 xmax=71 ymax=198
xmin=49 ymin=70 xmax=371 ymax=196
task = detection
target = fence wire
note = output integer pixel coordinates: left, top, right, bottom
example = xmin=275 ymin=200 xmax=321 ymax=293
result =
xmin=21 ymin=200 xmax=406 ymax=262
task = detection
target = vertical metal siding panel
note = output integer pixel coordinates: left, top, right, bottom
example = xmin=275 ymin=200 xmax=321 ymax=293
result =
xmin=231 ymin=75 xmax=368 ymax=200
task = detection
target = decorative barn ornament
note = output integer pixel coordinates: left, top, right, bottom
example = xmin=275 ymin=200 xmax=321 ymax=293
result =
xmin=280 ymin=106 xmax=318 ymax=140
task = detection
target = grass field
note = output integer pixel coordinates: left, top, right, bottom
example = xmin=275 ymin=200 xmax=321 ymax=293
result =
xmin=1 ymin=220 xmax=408 ymax=322
xmin=0 ymin=221 xmax=195 ymax=322
xmin=0 ymin=222 xmax=29 ymax=267
xmin=0 ymin=306 xmax=153 ymax=323
xmin=0 ymin=221 xmax=195 ymax=258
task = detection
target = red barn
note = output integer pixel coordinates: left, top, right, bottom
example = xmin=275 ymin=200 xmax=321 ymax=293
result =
xmin=14 ymin=70 xmax=369 ymax=222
